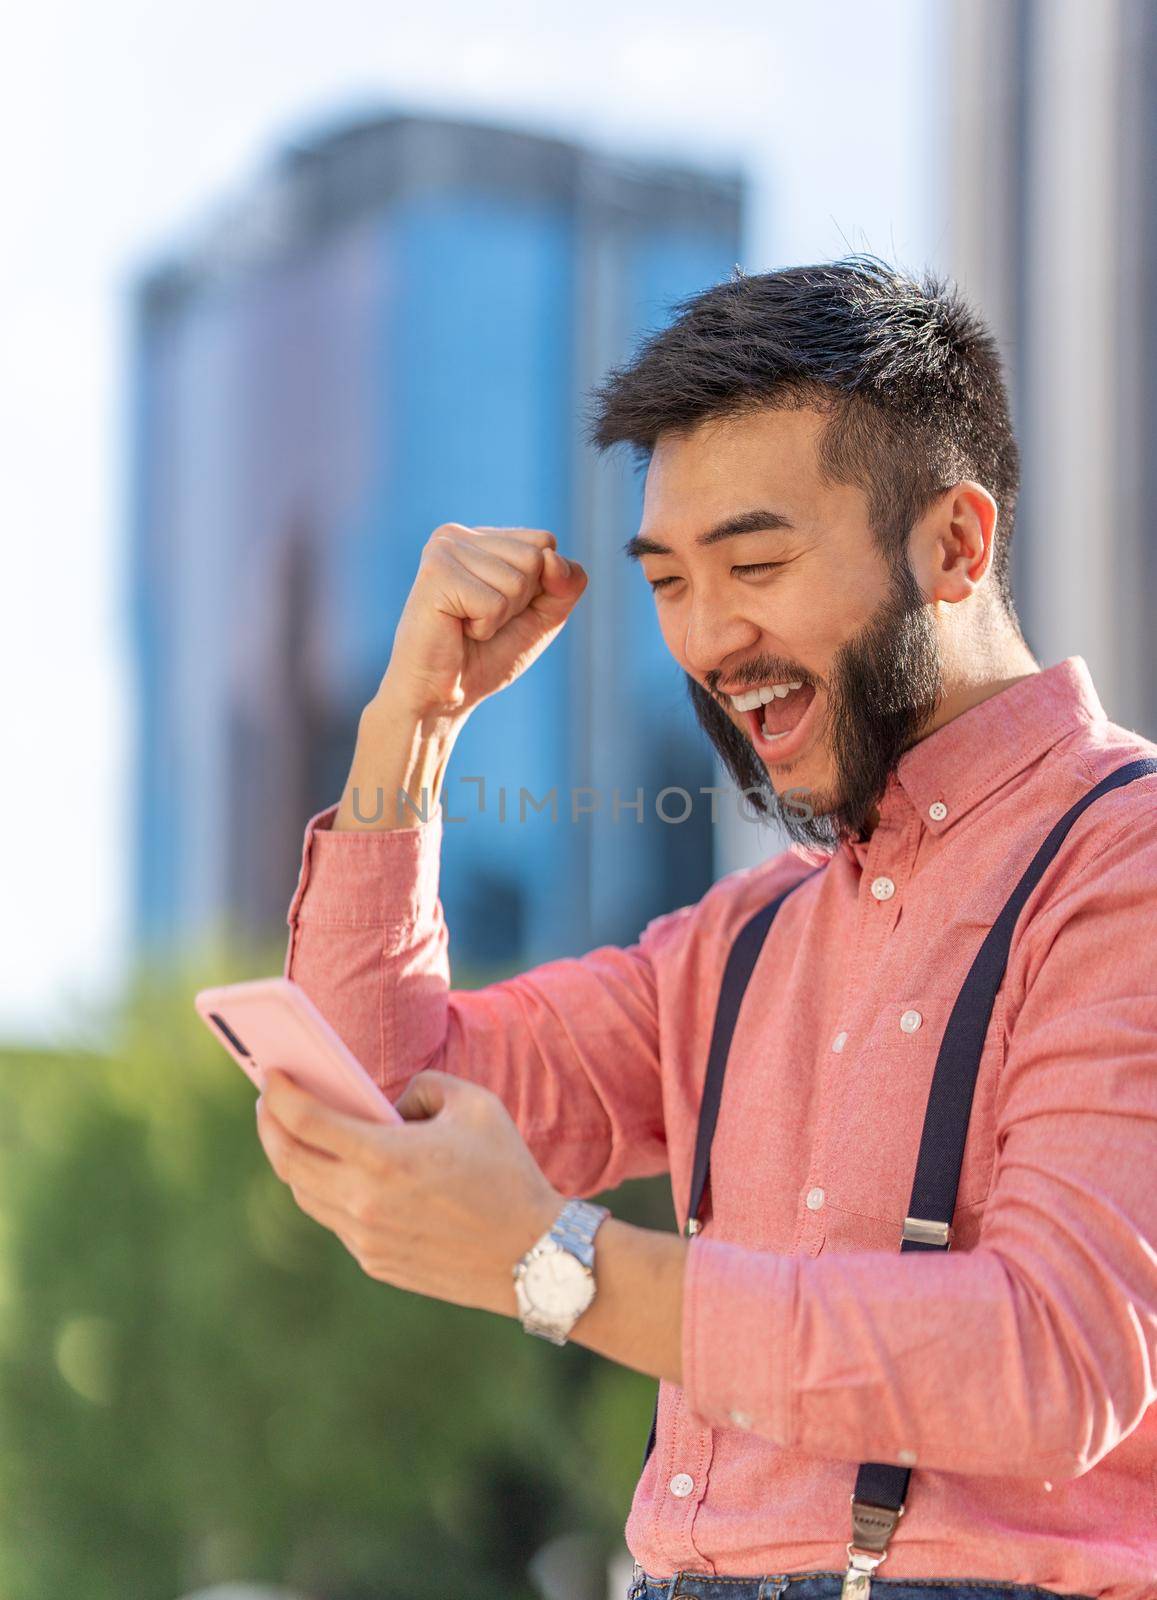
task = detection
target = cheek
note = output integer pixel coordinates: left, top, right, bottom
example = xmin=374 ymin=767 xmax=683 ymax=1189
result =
xmin=787 ymin=583 xmax=853 ymax=643
xmin=656 ymin=609 xmax=686 ymax=664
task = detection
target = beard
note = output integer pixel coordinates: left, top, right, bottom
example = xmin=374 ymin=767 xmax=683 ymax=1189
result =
xmin=685 ymin=550 xmax=944 ymax=853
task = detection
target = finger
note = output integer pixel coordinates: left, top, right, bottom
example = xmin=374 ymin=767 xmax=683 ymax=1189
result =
xmin=257 ymin=1099 xmax=379 ymax=1217
xmin=457 ymin=531 xmax=556 ymax=578
xmin=451 ymin=531 xmax=582 ymax=601
xmin=289 ymin=1179 xmax=366 ymax=1243
xmin=462 ymin=525 xmax=557 ymax=551
xmin=445 ymin=539 xmax=543 ymax=609
xmin=287 ymin=1180 xmax=401 ymax=1280
xmin=427 ymin=540 xmax=522 ymax=641
xmin=392 ymin=1067 xmax=459 ymax=1121
xmin=260 ymin=1074 xmax=419 ymax=1189
xmin=475 ymin=537 xmax=586 ymax=606
xmin=260 ymin=1069 xmax=387 ymax=1166
xmin=433 ymin=541 xmax=584 ymax=641
xmin=258 ymin=1097 xmax=340 ymax=1184
xmin=533 ymin=545 xmax=586 ymax=607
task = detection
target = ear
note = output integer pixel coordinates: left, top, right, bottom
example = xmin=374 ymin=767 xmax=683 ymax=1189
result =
xmin=914 ymin=481 xmax=998 ymax=605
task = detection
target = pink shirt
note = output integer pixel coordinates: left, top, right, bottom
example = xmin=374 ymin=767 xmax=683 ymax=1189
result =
xmin=283 ymin=655 xmax=1157 ymax=1598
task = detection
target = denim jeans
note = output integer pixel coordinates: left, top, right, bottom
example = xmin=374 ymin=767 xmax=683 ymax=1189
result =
xmin=626 ymin=1566 xmax=1096 ymax=1600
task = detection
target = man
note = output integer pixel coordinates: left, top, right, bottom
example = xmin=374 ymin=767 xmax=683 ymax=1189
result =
xmin=256 ymin=256 xmax=1157 ymax=1600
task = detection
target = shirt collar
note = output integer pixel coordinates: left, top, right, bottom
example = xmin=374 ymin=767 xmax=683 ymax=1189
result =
xmin=789 ymin=656 xmax=1107 ymax=867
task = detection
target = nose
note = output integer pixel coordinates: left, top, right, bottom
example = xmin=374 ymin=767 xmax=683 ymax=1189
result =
xmin=681 ymin=588 xmax=761 ymax=679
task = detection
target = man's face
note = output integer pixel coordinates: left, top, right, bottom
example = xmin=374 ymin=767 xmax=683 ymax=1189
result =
xmin=632 ymin=405 xmax=944 ymax=850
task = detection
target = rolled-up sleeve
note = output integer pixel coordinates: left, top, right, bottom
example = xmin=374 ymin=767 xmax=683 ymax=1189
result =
xmin=285 ymin=799 xmax=687 ymax=1199
xmin=681 ymin=810 xmax=1157 ymax=1479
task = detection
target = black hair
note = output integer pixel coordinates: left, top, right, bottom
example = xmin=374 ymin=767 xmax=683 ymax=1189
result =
xmin=582 ymin=252 xmax=1022 ymax=620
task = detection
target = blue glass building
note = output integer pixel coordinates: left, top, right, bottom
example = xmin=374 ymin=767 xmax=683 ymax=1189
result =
xmin=128 ymin=110 xmax=746 ymax=970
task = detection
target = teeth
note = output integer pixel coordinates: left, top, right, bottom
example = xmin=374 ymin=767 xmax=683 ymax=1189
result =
xmin=728 ymin=681 xmax=805 ymax=711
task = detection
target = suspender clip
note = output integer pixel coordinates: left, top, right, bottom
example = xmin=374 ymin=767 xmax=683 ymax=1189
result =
xmin=841 ymin=1496 xmax=904 ymax=1599
xmin=902 ymin=1215 xmax=953 ymax=1248
xmin=684 ymin=1217 xmax=702 ymax=1237
xmin=840 ymin=1543 xmax=886 ymax=1600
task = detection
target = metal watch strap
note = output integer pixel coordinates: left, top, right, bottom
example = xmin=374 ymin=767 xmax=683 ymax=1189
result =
xmin=516 ymin=1198 xmax=611 ymax=1345
xmin=550 ymin=1198 xmax=610 ymax=1264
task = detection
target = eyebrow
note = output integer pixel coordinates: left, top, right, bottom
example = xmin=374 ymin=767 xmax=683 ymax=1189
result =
xmin=623 ymin=508 xmax=796 ymax=563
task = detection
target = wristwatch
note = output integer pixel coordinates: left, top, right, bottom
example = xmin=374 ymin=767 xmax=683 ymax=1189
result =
xmin=512 ymin=1197 xmax=611 ymax=1345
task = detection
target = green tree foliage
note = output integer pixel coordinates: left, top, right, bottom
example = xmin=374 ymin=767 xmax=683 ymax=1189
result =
xmin=0 ymin=946 xmax=674 ymax=1600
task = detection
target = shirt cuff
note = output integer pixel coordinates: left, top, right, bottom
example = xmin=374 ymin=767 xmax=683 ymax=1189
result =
xmin=286 ymin=799 xmax=444 ymax=930
xmin=680 ymin=1234 xmax=798 ymax=1442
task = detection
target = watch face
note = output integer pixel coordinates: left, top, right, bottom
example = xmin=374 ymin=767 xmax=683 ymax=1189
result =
xmin=523 ymin=1248 xmax=591 ymax=1318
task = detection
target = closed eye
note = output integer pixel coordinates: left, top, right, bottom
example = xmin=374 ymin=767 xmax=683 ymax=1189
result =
xmin=647 ymin=561 xmax=785 ymax=593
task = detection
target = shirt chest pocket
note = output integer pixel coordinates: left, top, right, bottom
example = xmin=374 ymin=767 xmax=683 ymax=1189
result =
xmin=819 ymin=989 xmax=1007 ymax=1235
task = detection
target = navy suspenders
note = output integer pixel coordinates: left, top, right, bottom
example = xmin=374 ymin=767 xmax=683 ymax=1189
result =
xmin=639 ymin=864 xmax=824 ymax=1478
xmin=639 ymin=756 xmax=1157 ymax=1598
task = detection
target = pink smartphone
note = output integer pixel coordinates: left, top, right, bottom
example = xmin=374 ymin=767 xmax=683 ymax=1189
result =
xmin=193 ymin=976 xmax=403 ymax=1125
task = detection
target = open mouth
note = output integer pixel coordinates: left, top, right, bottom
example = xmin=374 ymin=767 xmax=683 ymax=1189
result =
xmin=739 ymin=682 xmax=818 ymax=762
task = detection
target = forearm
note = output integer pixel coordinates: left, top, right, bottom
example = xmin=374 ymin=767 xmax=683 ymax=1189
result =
xmin=563 ymin=1219 xmax=689 ymax=1386
xmin=680 ymin=1229 xmax=1155 ymax=1479
xmin=283 ymin=661 xmax=671 ymax=1198
xmin=332 ymin=682 xmax=465 ymax=833
xmin=283 ymin=795 xmax=670 ymax=1199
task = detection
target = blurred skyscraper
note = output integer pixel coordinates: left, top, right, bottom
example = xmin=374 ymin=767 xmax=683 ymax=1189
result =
xmin=948 ymin=0 xmax=1157 ymax=739
xmin=128 ymin=110 xmax=745 ymax=970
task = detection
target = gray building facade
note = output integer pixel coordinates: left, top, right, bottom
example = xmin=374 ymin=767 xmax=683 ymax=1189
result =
xmin=947 ymin=0 xmax=1157 ymax=738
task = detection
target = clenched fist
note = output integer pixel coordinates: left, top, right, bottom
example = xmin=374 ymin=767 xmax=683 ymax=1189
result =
xmin=381 ymin=524 xmax=588 ymax=720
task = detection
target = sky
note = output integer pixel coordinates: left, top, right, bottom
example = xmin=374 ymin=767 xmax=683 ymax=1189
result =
xmin=0 ymin=0 xmax=947 ymax=1046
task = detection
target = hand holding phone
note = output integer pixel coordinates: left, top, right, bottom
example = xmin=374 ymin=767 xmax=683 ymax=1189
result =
xmin=193 ymin=976 xmax=403 ymax=1125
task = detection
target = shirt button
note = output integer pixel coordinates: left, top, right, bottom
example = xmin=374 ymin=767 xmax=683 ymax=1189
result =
xmin=898 ymin=1448 xmax=918 ymax=1466
xmin=729 ymin=1409 xmax=754 ymax=1429
xmin=831 ymin=1030 xmax=848 ymax=1053
xmin=870 ymin=875 xmax=895 ymax=900
xmin=806 ymin=1186 xmax=825 ymax=1210
xmin=669 ymin=1472 xmax=695 ymax=1497
xmin=928 ymin=801 xmax=947 ymax=821
xmin=899 ymin=1009 xmax=923 ymax=1033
